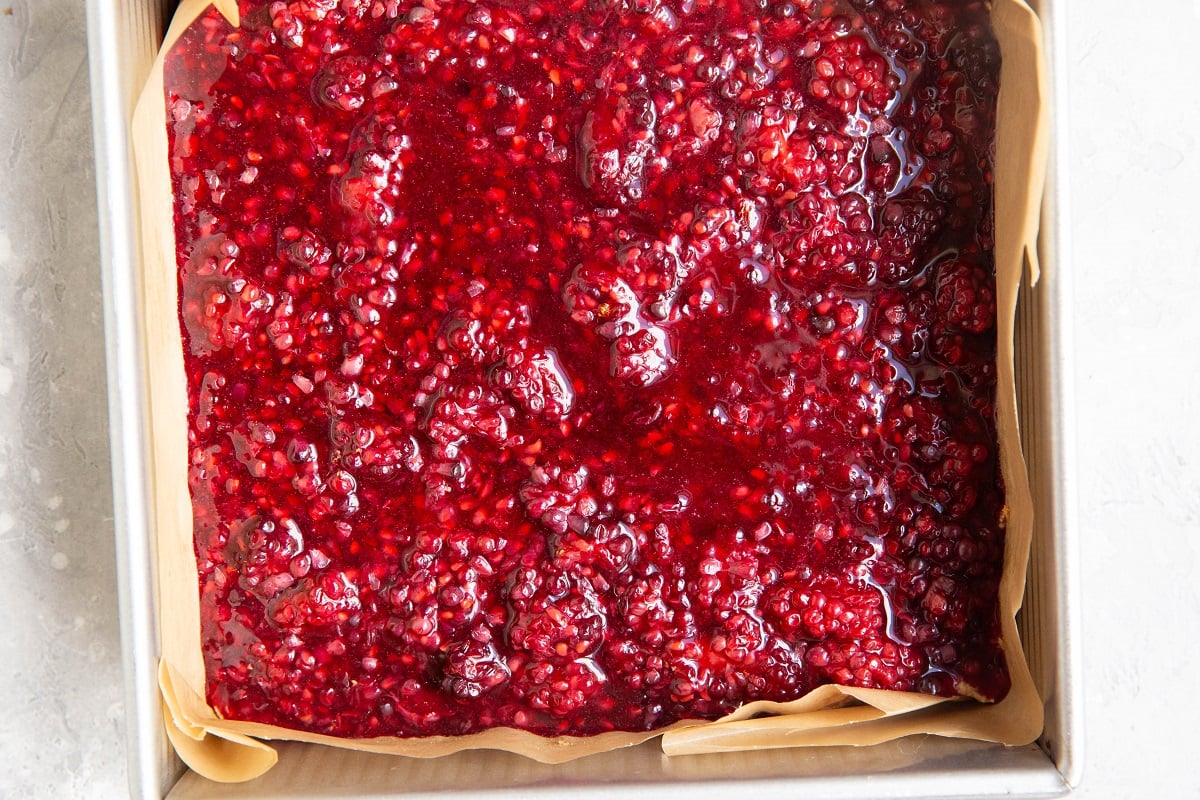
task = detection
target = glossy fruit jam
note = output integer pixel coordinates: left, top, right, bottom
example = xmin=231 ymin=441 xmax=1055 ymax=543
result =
xmin=165 ymin=0 xmax=1009 ymax=739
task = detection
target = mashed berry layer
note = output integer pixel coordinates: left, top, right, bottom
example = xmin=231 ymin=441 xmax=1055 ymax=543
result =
xmin=165 ymin=0 xmax=1008 ymax=738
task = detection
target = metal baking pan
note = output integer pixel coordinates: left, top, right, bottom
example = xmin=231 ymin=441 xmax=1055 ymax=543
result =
xmin=86 ymin=0 xmax=1082 ymax=796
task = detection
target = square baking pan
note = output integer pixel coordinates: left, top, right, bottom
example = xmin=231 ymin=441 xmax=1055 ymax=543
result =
xmin=87 ymin=1 xmax=1083 ymax=796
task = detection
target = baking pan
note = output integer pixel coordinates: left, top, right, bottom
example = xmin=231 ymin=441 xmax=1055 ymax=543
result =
xmin=86 ymin=0 xmax=1082 ymax=796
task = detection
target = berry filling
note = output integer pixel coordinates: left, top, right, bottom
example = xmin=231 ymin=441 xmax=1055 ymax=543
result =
xmin=166 ymin=0 xmax=1009 ymax=740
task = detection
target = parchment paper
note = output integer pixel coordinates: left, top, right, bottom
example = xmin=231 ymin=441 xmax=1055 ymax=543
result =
xmin=132 ymin=0 xmax=1049 ymax=782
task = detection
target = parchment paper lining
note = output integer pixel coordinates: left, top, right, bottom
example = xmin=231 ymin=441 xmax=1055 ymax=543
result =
xmin=132 ymin=0 xmax=1049 ymax=782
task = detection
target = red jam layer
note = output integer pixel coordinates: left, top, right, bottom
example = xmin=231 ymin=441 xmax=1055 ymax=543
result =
xmin=167 ymin=0 xmax=1009 ymax=739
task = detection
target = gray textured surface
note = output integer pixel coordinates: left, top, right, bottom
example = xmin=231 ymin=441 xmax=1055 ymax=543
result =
xmin=0 ymin=1 xmax=126 ymax=796
xmin=1 ymin=0 xmax=1199 ymax=797
xmin=1069 ymin=1 xmax=1200 ymax=796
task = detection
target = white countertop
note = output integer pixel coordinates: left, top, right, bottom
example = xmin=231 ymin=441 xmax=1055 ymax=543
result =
xmin=1 ymin=0 xmax=1197 ymax=796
